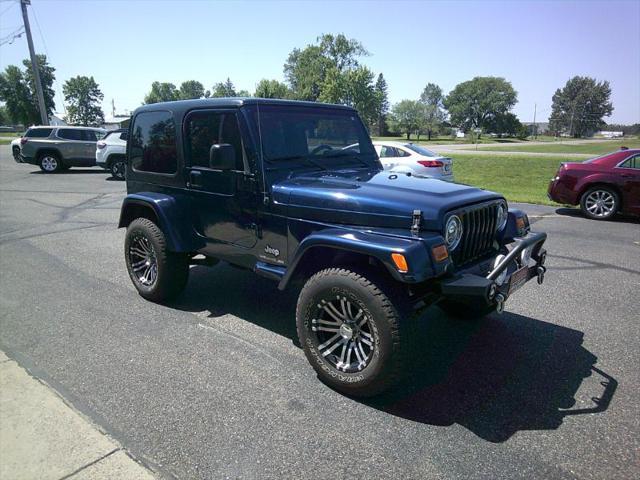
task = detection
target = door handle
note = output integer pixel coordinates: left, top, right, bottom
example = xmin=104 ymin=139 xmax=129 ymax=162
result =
xmin=188 ymin=170 xmax=203 ymax=188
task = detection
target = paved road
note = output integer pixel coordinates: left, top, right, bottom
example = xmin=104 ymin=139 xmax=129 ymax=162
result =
xmin=1 ymin=146 xmax=638 ymax=479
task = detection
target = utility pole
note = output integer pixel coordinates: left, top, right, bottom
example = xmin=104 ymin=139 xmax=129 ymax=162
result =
xmin=20 ymin=0 xmax=48 ymax=125
xmin=532 ymin=103 xmax=537 ymax=139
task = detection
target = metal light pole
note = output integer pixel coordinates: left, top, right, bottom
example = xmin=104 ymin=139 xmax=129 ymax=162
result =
xmin=20 ymin=0 xmax=48 ymax=125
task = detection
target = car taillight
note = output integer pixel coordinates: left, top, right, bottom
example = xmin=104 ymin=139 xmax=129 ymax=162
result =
xmin=20 ymin=137 xmax=28 ymax=144
xmin=97 ymin=141 xmax=106 ymax=149
xmin=417 ymin=160 xmax=444 ymax=168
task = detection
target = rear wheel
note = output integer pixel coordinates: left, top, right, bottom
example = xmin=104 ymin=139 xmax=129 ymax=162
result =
xmin=38 ymin=153 xmax=61 ymax=173
xmin=124 ymin=218 xmax=189 ymax=303
xmin=12 ymin=147 xmax=21 ymax=162
xmin=580 ymin=186 xmax=619 ymax=220
xmin=110 ymin=158 xmax=126 ymax=180
xmin=296 ymin=268 xmax=407 ymax=397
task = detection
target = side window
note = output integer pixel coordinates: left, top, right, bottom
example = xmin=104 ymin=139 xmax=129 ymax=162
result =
xmin=82 ymin=130 xmax=98 ymax=142
xmin=25 ymin=128 xmax=53 ymax=138
xmin=57 ymin=129 xmax=83 ymax=140
xmin=130 ymin=111 xmax=177 ymax=174
xmin=396 ymin=148 xmax=411 ymax=157
xmin=186 ymin=111 xmax=244 ymax=170
xmin=620 ymin=155 xmax=639 ymax=169
xmin=380 ymin=146 xmax=397 ymax=158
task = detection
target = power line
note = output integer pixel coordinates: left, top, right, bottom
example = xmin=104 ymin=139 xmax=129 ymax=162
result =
xmin=0 ymin=0 xmax=17 ymax=16
xmin=0 ymin=25 xmax=24 ymax=46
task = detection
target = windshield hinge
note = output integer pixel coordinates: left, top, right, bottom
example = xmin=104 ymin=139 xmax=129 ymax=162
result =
xmin=411 ymin=210 xmax=422 ymax=236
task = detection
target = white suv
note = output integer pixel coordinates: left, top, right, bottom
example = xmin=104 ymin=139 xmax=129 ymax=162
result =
xmin=96 ymin=129 xmax=127 ymax=180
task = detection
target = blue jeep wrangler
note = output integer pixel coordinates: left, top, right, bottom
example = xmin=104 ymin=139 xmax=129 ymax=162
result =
xmin=119 ymin=98 xmax=547 ymax=397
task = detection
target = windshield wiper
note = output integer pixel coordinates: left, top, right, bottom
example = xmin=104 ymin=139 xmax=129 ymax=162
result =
xmin=264 ymin=155 xmax=327 ymax=170
xmin=320 ymin=151 xmax=371 ymax=167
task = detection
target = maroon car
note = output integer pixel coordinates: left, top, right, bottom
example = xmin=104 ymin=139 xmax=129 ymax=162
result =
xmin=548 ymin=149 xmax=640 ymax=220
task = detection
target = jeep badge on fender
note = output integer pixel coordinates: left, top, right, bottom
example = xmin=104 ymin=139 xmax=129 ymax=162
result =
xmin=118 ymin=98 xmax=547 ymax=397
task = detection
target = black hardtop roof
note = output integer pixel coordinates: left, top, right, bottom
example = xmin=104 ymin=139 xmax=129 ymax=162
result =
xmin=133 ymin=97 xmax=356 ymax=116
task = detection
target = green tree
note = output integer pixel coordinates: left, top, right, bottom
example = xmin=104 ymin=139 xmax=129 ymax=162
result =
xmin=211 ymin=78 xmax=237 ymax=97
xmin=444 ymin=77 xmax=517 ymax=137
xmin=254 ymin=79 xmax=290 ymax=98
xmin=0 ymin=55 xmax=56 ymax=126
xmin=484 ymin=112 xmax=523 ymax=137
xmin=144 ymin=82 xmax=178 ymax=104
xmin=284 ymin=33 xmax=368 ymax=101
xmin=374 ymin=73 xmax=389 ymax=136
xmin=63 ymin=76 xmax=104 ymax=126
xmin=387 ymin=100 xmax=423 ymax=140
xmin=178 ymin=80 xmax=208 ymax=100
xmin=319 ymin=65 xmax=378 ymax=128
xmin=419 ymin=83 xmax=446 ymax=140
xmin=549 ymin=76 xmax=613 ymax=137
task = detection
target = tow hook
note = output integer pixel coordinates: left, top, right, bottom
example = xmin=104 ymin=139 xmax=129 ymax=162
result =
xmin=495 ymin=293 xmax=505 ymax=314
xmin=537 ymin=266 xmax=546 ymax=285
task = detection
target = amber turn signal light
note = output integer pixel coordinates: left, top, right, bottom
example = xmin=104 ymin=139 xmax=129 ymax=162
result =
xmin=391 ymin=253 xmax=409 ymax=273
xmin=432 ymin=244 xmax=449 ymax=262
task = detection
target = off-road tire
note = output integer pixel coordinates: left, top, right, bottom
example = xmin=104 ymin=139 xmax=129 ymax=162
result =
xmin=296 ymin=267 xmax=407 ymax=397
xmin=580 ymin=186 xmax=619 ymax=220
xmin=124 ymin=218 xmax=189 ymax=303
xmin=38 ymin=152 xmax=62 ymax=173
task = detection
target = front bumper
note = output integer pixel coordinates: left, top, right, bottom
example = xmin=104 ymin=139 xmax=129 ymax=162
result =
xmin=439 ymin=232 xmax=547 ymax=312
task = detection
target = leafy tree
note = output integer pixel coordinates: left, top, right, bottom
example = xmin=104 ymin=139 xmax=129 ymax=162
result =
xmin=484 ymin=112 xmax=523 ymax=137
xmin=144 ymin=82 xmax=178 ymax=104
xmin=374 ymin=73 xmax=389 ymax=136
xmin=211 ymin=78 xmax=237 ymax=97
xmin=387 ymin=100 xmax=423 ymax=140
xmin=419 ymin=83 xmax=446 ymax=140
xmin=444 ymin=76 xmax=517 ymax=137
xmin=63 ymin=76 xmax=104 ymax=126
xmin=236 ymin=89 xmax=251 ymax=97
xmin=178 ymin=80 xmax=208 ymax=100
xmin=0 ymin=55 xmax=56 ymax=126
xmin=284 ymin=33 xmax=368 ymax=101
xmin=549 ymin=76 xmax=613 ymax=137
xmin=319 ymin=65 xmax=378 ymax=127
xmin=254 ymin=79 xmax=290 ymax=99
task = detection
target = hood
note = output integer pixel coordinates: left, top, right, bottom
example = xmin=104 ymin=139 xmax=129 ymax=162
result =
xmin=272 ymin=168 xmax=502 ymax=231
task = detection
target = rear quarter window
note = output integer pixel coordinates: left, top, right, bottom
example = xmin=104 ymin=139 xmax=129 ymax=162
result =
xmin=25 ymin=128 xmax=53 ymax=138
xmin=57 ymin=129 xmax=84 ymax=140
xmin=129 ymin=111 xmax=177 ymax=174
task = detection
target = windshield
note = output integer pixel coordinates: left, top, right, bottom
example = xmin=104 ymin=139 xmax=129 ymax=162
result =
xmin=257 ymin=105 xmax=377 ymax=168
xmin=404 ymin=143 xmax=437 ymax=157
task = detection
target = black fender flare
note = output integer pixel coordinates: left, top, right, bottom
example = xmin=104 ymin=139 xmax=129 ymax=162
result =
xmin=118 ymin=192 xmax=204 ymax=252
xmin=278 ymin=228 xmax=448 ymax=290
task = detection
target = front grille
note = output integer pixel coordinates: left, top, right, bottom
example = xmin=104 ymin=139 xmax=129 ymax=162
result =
xmin=451 ymin=202 xmax=499 ymax=266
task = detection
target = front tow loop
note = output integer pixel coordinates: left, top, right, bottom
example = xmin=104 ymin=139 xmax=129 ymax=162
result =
xmin=495 ymin=293 xmax=506 ymax=314
xmin=537 ymin=266 xmax=546 ymax=285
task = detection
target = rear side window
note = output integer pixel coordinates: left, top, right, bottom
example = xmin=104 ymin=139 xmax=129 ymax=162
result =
xmin=82 ymin=130 xmax=98 ymax=141
xmin=130 ymin=111 xmax=177 ymax=174
xmin=25 ymin=128 xmax=53 ymax=138
xmin=620 ymin=154 xmax=639 ymax=169
xmin=57 ymin=129 xmax=83 ymax=140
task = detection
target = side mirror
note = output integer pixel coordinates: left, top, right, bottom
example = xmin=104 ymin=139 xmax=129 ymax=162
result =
xmin=121 ymin=131 xmax=129 ymax=141
xmin=209 ymin=143 xmax=236 ymax=170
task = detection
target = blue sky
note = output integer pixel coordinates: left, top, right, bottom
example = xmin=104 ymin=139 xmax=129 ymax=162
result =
xmin=1 ymin=0 xmax=639 ymax=123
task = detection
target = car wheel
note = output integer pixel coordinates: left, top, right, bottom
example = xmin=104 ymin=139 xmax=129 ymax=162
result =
xmin=580 ymin=186 xmax=619 ymax=220
xmin=124 ymin=218 xmax=189 ymax=303
xmin=110 ymin=158 xmax=126 ymax=180
xmin=12 ymin=147 xmax=21 ymax=162
xmin=296 ymin=267 xmax=407 ymax=397
xmin=38 ymin=153 xmax=61 ymax=173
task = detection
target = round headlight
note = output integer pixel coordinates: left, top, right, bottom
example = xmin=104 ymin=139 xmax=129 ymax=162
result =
xmin=445 ymin=215 xmax=463 ymax=251
xmin=496 ymin=203 xmax=508 ymax=231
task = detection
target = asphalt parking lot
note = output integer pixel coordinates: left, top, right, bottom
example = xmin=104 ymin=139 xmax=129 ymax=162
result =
xmin=0 ymin=145 xmax=638 ymax=480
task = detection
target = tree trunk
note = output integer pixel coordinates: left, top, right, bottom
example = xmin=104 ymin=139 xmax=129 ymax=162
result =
xmin=406 ymin=132 xmax=410 ymax=140
xmin=428 ymin=129 xmax=432 ymax=141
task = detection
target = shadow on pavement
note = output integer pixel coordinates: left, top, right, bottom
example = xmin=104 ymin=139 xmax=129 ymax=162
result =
xmin=555 ymin=207 xmax=639 ymax=224
xmin=173 ymin=264 xmax=616 ymax=443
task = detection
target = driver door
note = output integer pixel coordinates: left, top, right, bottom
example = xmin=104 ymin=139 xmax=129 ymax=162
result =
xmin=184 ymin=109 xmax=259 ymax=252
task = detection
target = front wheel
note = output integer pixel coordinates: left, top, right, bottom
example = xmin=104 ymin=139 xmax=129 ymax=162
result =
xmin=296 ymin=268 xmax=406 ymax=397
xmin=580 ymin=186 xmax=619 ymax=220
xmin=110 ymin=158 xmax=126 ymax=180
xmin=39 ymin=153 xmax=62 ymax=173
xmin=124 ymin=218 xmax=189 ymax=303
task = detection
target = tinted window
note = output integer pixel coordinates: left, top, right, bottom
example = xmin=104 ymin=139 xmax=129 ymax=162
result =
xmin=25 ymin=128 xmax=53 ymax=138
xmin=57 ymin=129 xmax=83 ymax=140
xmin=130 ymin=111 xmax=177 ymax=174
xmin=186 ymin=111 xmax=244 ymax=169
xmin=82 ymin=130 xmax=98 ymax=142
xmin=620 ymin=155 xmax=639 ymax=169
xmin=405 ymin=144 xmax=437 ymax=157
xmin=379 ymin=146 xmax=397 ymax=158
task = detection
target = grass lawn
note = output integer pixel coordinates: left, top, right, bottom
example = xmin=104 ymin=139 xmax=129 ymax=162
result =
xmin=371 ymin=135 xmax=524 ymax=145
xmin=452 ymin=153 xmax=567 ymax=205
xmin=477 ymin=139 xmax=640 ymax=155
